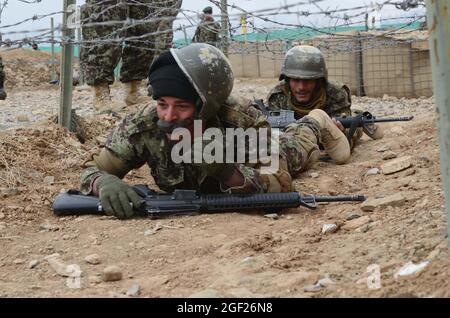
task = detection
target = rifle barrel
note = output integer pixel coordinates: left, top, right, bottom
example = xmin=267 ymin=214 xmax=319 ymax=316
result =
xmin=370 ymin=116 xmax=414 ymax=123
xmin=303 ymin=195 xmax=366 ymax=203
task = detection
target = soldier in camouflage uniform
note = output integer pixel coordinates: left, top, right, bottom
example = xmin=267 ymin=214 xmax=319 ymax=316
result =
xmin=0 ymin=55 xmax=6 ymax=100
xmin=80 ymin=43 xmax=349 ymax=219
xmin=266 ymin=45 xmax=383 ymax=150
xmin=80 ymin=0 xmax=182 ymax=111
xmin=192 ymin=6 xmax=221 ymax=47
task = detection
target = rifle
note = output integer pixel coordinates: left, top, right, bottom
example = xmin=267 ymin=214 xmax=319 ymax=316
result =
xmin=253 ymin=99 xmax=413 ymax=138
xmin=52 ymin=185 xmax=366 ymax=218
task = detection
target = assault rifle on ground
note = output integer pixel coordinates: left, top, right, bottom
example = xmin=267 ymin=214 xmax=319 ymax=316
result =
xmin=52 ymin=185 xmax=366 ymax=218
xmin=253 ymin=99 xmax=414 ymax=137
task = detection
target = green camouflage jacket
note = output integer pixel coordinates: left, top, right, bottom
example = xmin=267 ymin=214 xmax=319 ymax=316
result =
xmin=266 ymin=79 xmax=352 ymax=118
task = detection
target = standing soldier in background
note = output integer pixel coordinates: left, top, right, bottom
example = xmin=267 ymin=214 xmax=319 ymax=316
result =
xmin=148 ymin=0 xmax=182 ymax=97
xmin=0 ymin=55 xmax=6 ymax=100
xmin=153 ymin=1 xmax=182 ymax=59
xmin=80 ymin=0 xmax=182 ymax=112
xmin=192 ymin=6 xmax=221 ymax=47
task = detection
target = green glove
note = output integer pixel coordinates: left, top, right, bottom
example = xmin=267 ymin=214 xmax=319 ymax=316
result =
xmin=97 ymin=174 xmax=144 ymax=219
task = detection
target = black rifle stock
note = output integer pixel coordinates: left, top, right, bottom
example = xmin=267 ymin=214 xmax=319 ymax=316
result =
xmin=52 ymin=185 xmax=366 ymax=218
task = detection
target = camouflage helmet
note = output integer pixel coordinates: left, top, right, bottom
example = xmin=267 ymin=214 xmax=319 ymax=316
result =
xmin=279 ymin=45 xmax=328 ymax=81
xmin=170 ymin=43 xmax=234 ymax=122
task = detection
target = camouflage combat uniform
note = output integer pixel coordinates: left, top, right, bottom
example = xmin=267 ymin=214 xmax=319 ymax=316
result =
xmin=267 ymin=79 xmax=352 ymax=118
xmin=80 ymin=0 xmax=181 ymax=85
xmin=192 ymin=18 xmax=221 ymax=47
xmin=152 ymin=1 xmax=182 ymax=61
xmin=0 ymin=56 xmax=4 ymax=83
xmin=0 ymin=55 xmax=6 ymax=99
xmin=81 ymin=95 xmax=322 ymax=194
xmin=266 ymin=79 xmax=364 ymax=147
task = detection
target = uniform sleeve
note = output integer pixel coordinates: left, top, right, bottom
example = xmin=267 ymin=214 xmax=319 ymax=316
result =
xmin=79 ymin=115 xmax=148 ymax=194
xmin=327 ymin=84 xmax=352 ymax=117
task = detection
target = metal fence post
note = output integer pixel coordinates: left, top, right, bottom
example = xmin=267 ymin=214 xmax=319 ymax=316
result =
xmin=77 ymin=25 xmax=84 ymax=85
xmin=220 ymin=0 xmax=229 ymax=57
xmin=59 ymin=0 xmax=76 ymax=130
xmin=50 ymin=17 xmax=57 ymax=82
xmin=426 ymin=0 xmax=450 ymax=245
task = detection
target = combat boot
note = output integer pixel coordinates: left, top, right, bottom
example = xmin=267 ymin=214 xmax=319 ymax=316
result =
xmin=93 ymin=82 xmax=123 ymax=114
xmin=0 ymin=88 xmax=6 ymax=100
xmin=124 ymin=80 xmax=151 ymax=106
xmin=307 ymin=109 xmax=351 ymax=164
xmin=0 ymin=77 xmax=7 ymax=100
xmin=363 ymin=124 xmax=384 ymax=140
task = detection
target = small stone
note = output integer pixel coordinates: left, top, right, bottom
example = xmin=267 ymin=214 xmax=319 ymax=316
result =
xmin=29 ymin=260 xmax=39 ymax=269
xmin=342 ymin=216 xmax=371 ymax=231
xmin=88 ymin=275 xmax=102 ymax=284
xmin=356 ymin=224 xmax=371 ymax=233
xmin=0 ymin=188 xmax=19 ymax=197
xmin=318 ymin=276 xmax=335 ymax=287
xmin=144 ymin=222 xmax=163 ymax=236
xmin=24 ymin=205 xmax=33 ymax=213
xmin=39 ymin=222 xmax=59 ymax=231
xmin=365 ymin=168 xmax=380 ymax=176
xmin=264 ymin=213 xmax=279 ymax=220
xmin=376 ymin=145 xmax=391 ymax=152
xmin=310 ymin=172 xmax=320 ymax=178
xmin=346 ymin=213 xmax=361 ymax=221
xmin=84 ymin=254 xmax=101 ymax=265
xmin=43 ymin=176 xmax=55 ymax=185
xmin=102 ymin=266 xmax=123 ymax=282
xmin=347 ymin=182 xmax=362 ymax=192
xmin=361 ymin=193 xmax=406 ymax=212
xmin=381 ymin=156 xmax=412 ymax=175
xmin=17 ymin=115 xmax=29 ymax=122
xmin=45 ymin=254 xmax=72 ymax=277
xmin=322 ymin=223 xmax=338 ymax=235
xmin=382 ymin=151 xmax=397 ymax=160
xmin=394 ymin=261 xmax=429 ymax=279
xmin=426 ymin=248 xmax=441 ymax=260
xmin=304 ymin=283 xmax=323 ymax=292
xmin=13 ymin=259 xmax=25 ymax=265
xmin=126 ymin=284 xmax=141 ymax=297
xmin=403 ymin=169 xmax=416 ymax=177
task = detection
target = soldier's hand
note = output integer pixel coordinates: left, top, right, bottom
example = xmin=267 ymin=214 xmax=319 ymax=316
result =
xmin=97 ymin=174 xmax=144 ymax=219
xmin=332 ymin=118 xmax=345 ymax=132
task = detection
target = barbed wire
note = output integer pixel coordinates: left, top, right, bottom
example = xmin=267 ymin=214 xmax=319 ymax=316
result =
xmin=0 ymin=0 xmax=428 ymax=58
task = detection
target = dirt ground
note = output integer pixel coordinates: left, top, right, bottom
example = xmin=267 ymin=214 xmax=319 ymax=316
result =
xmin=0 ymin=50 xmax=449 ymax=298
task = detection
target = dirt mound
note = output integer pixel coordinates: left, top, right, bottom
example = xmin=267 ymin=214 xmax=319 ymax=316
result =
xmin=1 ymin=48 xmax=61 ymax=89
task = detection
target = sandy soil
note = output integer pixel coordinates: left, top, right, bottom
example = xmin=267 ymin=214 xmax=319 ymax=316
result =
xmin=0 ymin=50 xmax=448 ymax=298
